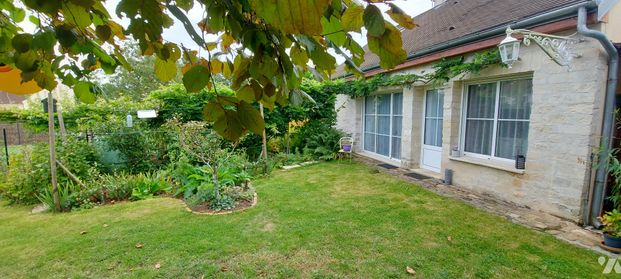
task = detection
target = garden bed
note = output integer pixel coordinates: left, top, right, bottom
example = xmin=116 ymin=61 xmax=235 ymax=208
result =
xmin=185 ymin=192 xmax=257 ymax=215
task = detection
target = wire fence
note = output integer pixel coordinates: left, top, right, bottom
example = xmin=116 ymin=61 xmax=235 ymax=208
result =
xmin=0 ymin=122 xmax=48 ymax=168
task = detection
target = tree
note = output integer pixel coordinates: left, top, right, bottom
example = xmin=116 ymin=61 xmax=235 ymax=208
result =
xmin=95 ymin=41 xmax=178 ymax=100
xmin=0 ymin=0 xmax=416 ymax=141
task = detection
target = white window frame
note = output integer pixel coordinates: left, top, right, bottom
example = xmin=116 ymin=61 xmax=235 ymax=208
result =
xmin=362 ymin=92 xmax=403 ymax=162
xmin=459 ymin=76 xmax=532 ymax=163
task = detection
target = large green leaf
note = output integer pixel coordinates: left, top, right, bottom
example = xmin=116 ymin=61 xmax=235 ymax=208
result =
xmin=203 ymin=102 xmax=224 ymax=122
xmin=55 ymin=25 xmax=78 ymax=48
xmin=213 ymin=110 xmax=243 ymax=142
xmin=341 ymin=4 xmax=364 ymax=32
xmin=182 ymin=64 xmax=210 ymax=92
xmin=251 ymin=0 xmax=330 ymax=35
xmin=363 ymin=5 xmax=384 ymax=37
xmin=154 ymin=57 xmax=177 ymax=81
xmin=32 ymin=30 xmax=57 ymax=50
xmin=63 ymin=2 xmax=91 ymax=28
xmin=387 ymin=3 xmax=417 ymax=29
xmin=11 ymin=34 xmax=32 ymax=53
xmin=236 ymin=84 xmax=256 ymax=103
xmin=310 ymin=47 xmax=336 ymax=73
xmin=34 ymin=60 xmax=57 ymax=90
xmin=95 ymin=25 xmax=112 ymax=41
xmin=237 ymin=101 xmax=264 ymax=135
xmin=14 ymin=50 xmax=38 ymax=72
xmin=367 ymin=24 xmax=406 ymax=69
xmin=73 ymin=81 xmax=96 ymax=103
xmin=290 ymin=44 xmax=309 ymax=69
xmin=321 ymin=16 xmax=346 ymax=46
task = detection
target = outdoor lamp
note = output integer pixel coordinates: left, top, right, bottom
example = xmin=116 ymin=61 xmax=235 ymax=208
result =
xmin=498 ymin=27 xmax=580 ymax=68
xmin=498 ymin=32 xmax=520 ymax=68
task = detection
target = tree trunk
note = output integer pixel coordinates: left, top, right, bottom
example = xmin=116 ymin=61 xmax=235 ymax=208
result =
xmin=211 ymin=164 xmax=220 ymax=200
xmin=47 ymin=91 xmax=60 ymax=211
xmin=259 ymin=103 xmax=268 ymax=174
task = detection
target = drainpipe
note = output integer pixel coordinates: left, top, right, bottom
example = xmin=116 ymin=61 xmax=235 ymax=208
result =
xmin=577 ymin=7 xmax=620 ymax=226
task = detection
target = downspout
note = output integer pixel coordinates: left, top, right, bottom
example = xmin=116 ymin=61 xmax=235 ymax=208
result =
xmin=577 ymin=6 xmax=620 ymax=226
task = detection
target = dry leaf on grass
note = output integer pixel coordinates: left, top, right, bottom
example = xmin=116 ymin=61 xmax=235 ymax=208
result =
xmin=406 ymin=266 xmax=416 ymax=275
xmin=155 ymin=263 xmax=161 ymax=269
xmin=103 ymin=224 xmax=109 ymax=228
xmin=80 ymin=231 xmax=87 ymax=235
xmin=447 ymin=236 xmax=452 ymax=241
xmin=135 ymin=243 xmax=144 ymax=249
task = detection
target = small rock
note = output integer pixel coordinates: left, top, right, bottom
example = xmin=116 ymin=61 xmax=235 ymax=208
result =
xmin=467 ymin=194 xmax=479 ymax=200
xmin=508 ymin=213 xmax=520 ymax=219
xmin=31 ymin=204 xmax=50 ymax=214
xmin=406 ymin=266 xmax=416 ymax=275
xmin=282 ymin=165 xmax=300 ymax=170
xmin=546 ymin=230 xmax=562 ymax=235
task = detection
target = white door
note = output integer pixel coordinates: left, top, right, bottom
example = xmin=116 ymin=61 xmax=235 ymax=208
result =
xmin=421 ymin=89 xmax=444 ymax=172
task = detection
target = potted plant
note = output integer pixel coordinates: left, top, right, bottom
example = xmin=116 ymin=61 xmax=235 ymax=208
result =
xmin=600 ymin=147 xmax=621 ymax=248
xmin=600 ymin=209 xmax=621 ymax=248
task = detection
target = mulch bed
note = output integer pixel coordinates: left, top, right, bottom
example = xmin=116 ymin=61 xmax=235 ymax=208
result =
xmin=185 ymin=193 xmax=258 ymax=215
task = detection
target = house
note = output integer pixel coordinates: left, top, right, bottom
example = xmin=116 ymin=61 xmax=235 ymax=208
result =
xmin=335 ymin=0 xmax=621 ymax=224
xmin=0 ymin=91 xmax=26 ymax=109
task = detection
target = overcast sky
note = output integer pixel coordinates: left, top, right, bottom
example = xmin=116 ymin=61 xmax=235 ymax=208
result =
xmin=17 ymin=0 xmax=433 ymax=65
xmin=102 ymin=0 xmax=434 ymax=50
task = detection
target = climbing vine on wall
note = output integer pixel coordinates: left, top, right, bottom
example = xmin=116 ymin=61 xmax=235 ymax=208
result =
xmin=328 ymin=49 xmax=504 ymax=98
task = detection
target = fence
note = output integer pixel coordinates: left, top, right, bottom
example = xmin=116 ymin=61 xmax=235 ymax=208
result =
xmin=0 ymin=122 xmax=48 ymax=167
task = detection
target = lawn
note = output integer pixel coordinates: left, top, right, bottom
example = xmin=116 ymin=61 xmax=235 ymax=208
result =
xmin=0 ymin=162 xmax=608 ymax=278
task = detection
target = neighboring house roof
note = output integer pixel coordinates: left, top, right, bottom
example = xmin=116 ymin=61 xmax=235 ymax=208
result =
xmin=0 ymin=91 xmax=25 ymax=106
xmin=342 ymin=0 xmax=587 ymax=76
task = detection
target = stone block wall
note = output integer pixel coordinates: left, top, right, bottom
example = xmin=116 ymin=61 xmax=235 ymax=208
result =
xmin=335 ymin=27 xmax=611 ymax=222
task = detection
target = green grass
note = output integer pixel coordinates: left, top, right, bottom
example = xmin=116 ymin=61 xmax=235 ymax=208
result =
xmin=0 ymin=162 xmax=609 ymax=278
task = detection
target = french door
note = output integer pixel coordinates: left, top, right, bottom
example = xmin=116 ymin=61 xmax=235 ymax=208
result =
xmin=363 ymin=93 xmax=402 ymax=160
xmin=421 ymin=89 xmax=444 ymax=172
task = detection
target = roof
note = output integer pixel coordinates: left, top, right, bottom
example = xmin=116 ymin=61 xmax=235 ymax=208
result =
xmin=344 ymin=0 xmax=586 ymax=75
xmin=0 ymin=91 xmax=26 ymax=105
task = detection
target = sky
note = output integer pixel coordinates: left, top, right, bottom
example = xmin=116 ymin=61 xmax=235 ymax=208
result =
xmin=101 ymin=0 xmax=434 ymax=50
xmin=18 ymin=0 xmax=434 ymax=64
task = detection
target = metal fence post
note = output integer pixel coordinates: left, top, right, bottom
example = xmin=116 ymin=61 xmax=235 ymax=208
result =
xmin=2 ymin=128 xmax=8 ymax=166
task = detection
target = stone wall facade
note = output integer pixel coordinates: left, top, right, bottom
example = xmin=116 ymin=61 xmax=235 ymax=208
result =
xmin=335 ymin=28 xmax=610 ymax=222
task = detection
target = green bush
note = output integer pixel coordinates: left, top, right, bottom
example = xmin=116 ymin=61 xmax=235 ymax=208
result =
xmin=129 ymin=172 xmax=171 ymax=201
xmin=57 ymin=137 xmax=102 ymax=180
xmin=37 ymin=182 xmax=79 ymax=212
xmin=66 ymin=172 xmax=171 ymax=210
xmin=0 ymin=144 xmax=51 ymax=204
xmin=292 ymin=120 xmax=344 ymax=160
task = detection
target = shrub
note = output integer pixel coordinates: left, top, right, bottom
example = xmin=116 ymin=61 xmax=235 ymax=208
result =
xmin=0 ymin=144 xmax=50 ymax=204
xmin=601 ymin=209 xmax=621 ymax=237
xmin=129 ymin=172 xmax=171 ymax=201
xmin=37 ymin=182 xmax=79 ymax=212
xmin=66 ymin=172 xmax=171 ymax=210
xmin=293 ymin=121 xmax=344 ymax=160
xmin=57 ymin=137 xmax=102 ymax=180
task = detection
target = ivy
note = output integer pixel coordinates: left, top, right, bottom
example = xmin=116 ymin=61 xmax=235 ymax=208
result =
xmin=330 ymin=49 xmax=504 ymax=98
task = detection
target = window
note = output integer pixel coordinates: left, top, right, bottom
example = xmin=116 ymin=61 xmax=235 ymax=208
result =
xmin=462 ymin=78 xmax=532 ymax=161
xmin=364 ymin=93 xmax=402 ymax=160
xmin=424 ymin=89 xmax=444 ymax=147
